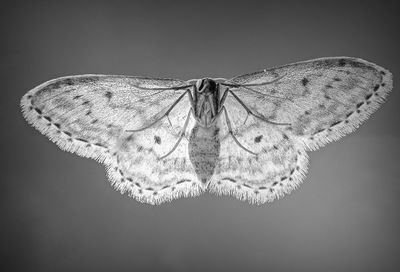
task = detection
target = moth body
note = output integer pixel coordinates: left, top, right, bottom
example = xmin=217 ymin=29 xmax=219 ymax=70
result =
xmin=20 ymin=57 xmax=393 ymax=204
xmin=193 ymin=78 xmax=221 ymax=128
xmin=188 ymin=123 xmax=220 ymax=184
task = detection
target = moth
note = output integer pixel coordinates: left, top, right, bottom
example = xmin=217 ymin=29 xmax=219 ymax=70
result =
xmin=21 ymin=57 xmax=392 ymax=204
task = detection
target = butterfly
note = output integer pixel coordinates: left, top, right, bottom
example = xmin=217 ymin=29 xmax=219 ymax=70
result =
xmin=20 ymin=57 xmax=392 ymax=204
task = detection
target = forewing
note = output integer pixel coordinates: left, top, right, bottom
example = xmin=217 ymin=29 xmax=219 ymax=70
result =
xmin=228 ymin=57 xmax=392 ymax=150
xmin=21 ymin=75 xmax=202 ymax=204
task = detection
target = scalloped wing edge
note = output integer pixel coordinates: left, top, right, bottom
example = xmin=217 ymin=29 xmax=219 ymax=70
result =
xmin=208 ymin=146 xmax=310 ymax=205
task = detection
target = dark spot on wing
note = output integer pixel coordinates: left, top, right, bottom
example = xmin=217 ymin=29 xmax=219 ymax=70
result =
xmin=78 ymin=77 xmax=99 ymax=83
xmin=301 ymin=77 xmax=309 ymax=86
xmin=154 ymin=135 xmax=161 ymax=144
xmin=177 ymin=179 xmax=190 ymax=184
xmin=223 ymin=178 xmax=237 ymax=183
xmin=338 ymin=59 xmax=346 ymax=67
xmin=346 ymin=60 xmax=364 ymax=68
xmin=94 ymin=142 xmax=107 ymax=148
xmin=45 ymin=81 xmax=62 ymax=90
xmin=254 ymin=135 xmax=263 ymax=143
xmin=373 ymin=84 xmax=380 ymax=92
xmin=75 ymin=138 xmax=88 ymax=143
xmin=63 ymin=78 xmax=74 ymax=86
xmin=105 ymin=91 xmax=113 ymax=99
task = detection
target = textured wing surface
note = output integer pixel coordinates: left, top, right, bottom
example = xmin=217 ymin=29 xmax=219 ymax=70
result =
xmin=228 ymin=57 xmax=392 ymax=150
xmin=21 ymin=75 xmax=202 ymax=204
xmin=209 ymin=97 xmax=308 ymax=204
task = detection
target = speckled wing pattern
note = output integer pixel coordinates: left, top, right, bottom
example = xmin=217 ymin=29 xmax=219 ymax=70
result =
xmin=209 ymin=57 xmax=392 ymax=203
xmin=21 ymin=57 xmax=392 ymax=205
xmin=21 ymin=75 xmax=203 ymax=204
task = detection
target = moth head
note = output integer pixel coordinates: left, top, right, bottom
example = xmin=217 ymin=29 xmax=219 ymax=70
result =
xmin=196 ymin=78 xmax=218 ymax=94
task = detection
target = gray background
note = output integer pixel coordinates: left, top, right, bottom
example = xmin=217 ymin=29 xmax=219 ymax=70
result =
xmin=2 ymin=1 xmax=399 ymax=271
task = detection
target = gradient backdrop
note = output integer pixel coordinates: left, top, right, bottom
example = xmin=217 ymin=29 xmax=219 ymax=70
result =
xmin=2 ymin=1 xmax=400 ymax=271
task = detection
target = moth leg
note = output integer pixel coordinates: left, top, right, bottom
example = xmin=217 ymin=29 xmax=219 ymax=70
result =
xmin=218 ymin=84 xmax=230 ymax=106
xmin=228 ymin=89 xmax=291 ymax=126
xmin=222 ymin=107 xmax=257 ymax=155
xmin=206 ymin=85 xmax=230 ymax=125
xmin=159 ymin=109 xmax=193 ymax=160
xmin=126 ymin=89 xmax=192 ymax=132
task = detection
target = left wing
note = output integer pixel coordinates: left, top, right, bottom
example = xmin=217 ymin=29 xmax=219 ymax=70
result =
xmin=21 ymin=75 xmax=203 ymax=204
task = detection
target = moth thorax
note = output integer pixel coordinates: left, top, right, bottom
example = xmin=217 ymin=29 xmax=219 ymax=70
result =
xmin=188 ymin=124 xmax=220 ymax=185
xmin=195 ymin=78 xmax=219 ymax=127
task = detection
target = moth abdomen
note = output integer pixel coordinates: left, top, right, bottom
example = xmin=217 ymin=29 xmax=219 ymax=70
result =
xmin=188 ymin=124 xmax=220 ymax=185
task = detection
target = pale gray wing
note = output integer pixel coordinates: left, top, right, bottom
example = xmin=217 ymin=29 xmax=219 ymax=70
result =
xmin=21 ymin=75 xmax=203 ymax=204
xmin=209 ymin=57 xmax=392 ymax=204
xmin=210 ymin=94 xmax=308 ymax=204
xmin=227 ymin=57 xmax=392 ymax=150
